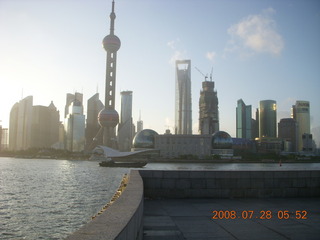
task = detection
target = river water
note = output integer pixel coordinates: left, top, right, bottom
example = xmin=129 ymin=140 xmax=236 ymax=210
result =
xmin=1 ymin=157 xmax=319 ymax=239
xmin=0 ymin=157 xmax=128 ymax=240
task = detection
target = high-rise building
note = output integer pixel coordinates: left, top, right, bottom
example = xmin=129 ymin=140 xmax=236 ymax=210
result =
xmin=302 ymin=133 xmax=313 ymax=152
xmin=9 ymin=96 xmax=33 ymax=150
xmin=175 ymin=59 xmax=192 ymax=134
xmin=137 ymin=111 xmax=143 ymax=133
xmin=278 ymin=118 xmax=298 ymax=152
xmin=259 ymin=100 xmax=277 ymax=138
xmin=86 ymin=93 xmax=104 ymax=149
xmin=292 ymin=100 xmax=310 ymax=151
xmin=98 ymin=0 xmax=121 ymax=148
xmin=30 ymin=102 xmax=60 ymax=148
xmin=65 ymin=92 xmax=83 ymax=118
xmin=236 ymin=99 xmax=252 ymax=139
xmin=118 ymin=91 xmax=133 ymax=151
xmin=0 ymin=127 xmax=9 ymax=151
xmin=199 ymin=80 xmax=219 ymax=135
xmin=64 ymin=99 xmax=85 ymax=152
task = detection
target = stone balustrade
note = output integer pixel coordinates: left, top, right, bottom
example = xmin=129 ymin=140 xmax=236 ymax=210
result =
xmin=66 ymin=169 xmax=320 ymax=239
xmin=140 ymin=170 xmax=320 ymax=198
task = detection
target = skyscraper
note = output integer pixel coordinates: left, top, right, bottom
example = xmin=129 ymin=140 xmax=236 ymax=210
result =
xmin=137 ymin=111 xmax=143 ymax=133
xmin=236 ymin=99 xmax=252 ymax=139
xmin=86 ymin=93 xmax=104 ymax=149
xmin=98 ymin=0 xmax=121 ymax=148
xmin=118 ymin=91 xmax=133 ymax=151
xmin=30 ymin=102 xmax=60 ymax=148
xmin=64 ymin=99 xmax=85 ymax=152
xmin=65 ymin=92 xmax=83 ymax=118
xmin=292 ymin=100 xmax=311 ymax=151
xmin=278 ymin=118 xmax=298 ymax=152
xmin=0 ymin=127 xmax=9 ymax=151
xmin=199 ymin=79 xmax=219 ymax=135
xmin=175 ymin=60 xmax=192 ymax=134
xmin=259 ymin=100 xmax=277 ymax=138
xmin=9 ymin=96 xmax=33 ymax=150
xmin=252 ymin=108 xmax=259 ymax=139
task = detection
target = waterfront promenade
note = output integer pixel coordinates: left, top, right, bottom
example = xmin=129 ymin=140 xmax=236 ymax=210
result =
xmin=143 ymin=198 xmax=320 ymax=239
xmin=66 ymin=166 xmax=320 ymax=240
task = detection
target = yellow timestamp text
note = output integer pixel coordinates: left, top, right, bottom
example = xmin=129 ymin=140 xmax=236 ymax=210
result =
xmin=212 ymin=210 xmax=308 ymax=220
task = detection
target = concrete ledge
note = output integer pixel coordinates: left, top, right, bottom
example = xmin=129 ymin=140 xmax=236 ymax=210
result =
xmin=139 ymin=170 xmax=320 ymax=198
xmin=65 ymin=170 xmax=144 ymax=240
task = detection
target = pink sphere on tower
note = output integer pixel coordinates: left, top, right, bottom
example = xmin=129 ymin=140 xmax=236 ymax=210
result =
xmin=98 ymin=108 xmax=119 ymax=128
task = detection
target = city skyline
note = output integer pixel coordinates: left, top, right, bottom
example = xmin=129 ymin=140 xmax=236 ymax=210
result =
xmin=0 ymin=0 xmax=319 ymax=146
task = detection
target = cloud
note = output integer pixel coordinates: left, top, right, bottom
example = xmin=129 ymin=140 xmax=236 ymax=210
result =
xmin=226 ymin=8 xmax=284 ymax=56
xmin=206 ymin=51 xmax=217 ymax=62
xmin=167 ymin=38 xmax=188 ymax=65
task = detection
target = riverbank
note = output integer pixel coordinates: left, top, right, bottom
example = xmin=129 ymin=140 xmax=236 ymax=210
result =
xmin=1 ymin=155 xmax=320 ymax=163
xmin=147 ymin=158 xmax=320 ymax=163
xmin=1 ymin=147 xmax=320 ymax=163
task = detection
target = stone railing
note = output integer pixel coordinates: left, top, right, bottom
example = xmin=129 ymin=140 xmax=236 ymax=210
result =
xmin=65 ymin=170 xmax=144 ymax=240
xmin=66 ymin=169 xmax=320 ymax=239
xmin=139 ymin=170 xmax=320 ymax=198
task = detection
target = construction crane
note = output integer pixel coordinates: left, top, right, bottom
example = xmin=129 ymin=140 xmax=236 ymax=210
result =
xmin=209 ymin=67 xmax=213 ymax=81
xmin=195 ymin=67 xmax=208 ymax=81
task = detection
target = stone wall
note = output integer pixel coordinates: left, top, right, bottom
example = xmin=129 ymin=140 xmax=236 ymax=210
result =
xmin=65 ymin=170 xmax=144 ymax=240
xmin=65 ymin=169 xmax=320 ymax=239
xmin=139 ymin=170 xmax=320 ymax=198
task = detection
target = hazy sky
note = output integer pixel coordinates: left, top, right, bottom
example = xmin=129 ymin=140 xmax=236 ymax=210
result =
xmin=0 ymin=0 xmax=319 ymax=145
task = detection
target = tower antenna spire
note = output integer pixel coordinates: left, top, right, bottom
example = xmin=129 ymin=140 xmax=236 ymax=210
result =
xmin=110 ymin=0 xmax=116 ymax=35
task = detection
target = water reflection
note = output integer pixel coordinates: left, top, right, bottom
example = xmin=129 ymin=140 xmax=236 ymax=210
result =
xmin=145 ymin=162 xmax=320 ymax=171
xmin=0 ymin=157 xmax=128 ymax=240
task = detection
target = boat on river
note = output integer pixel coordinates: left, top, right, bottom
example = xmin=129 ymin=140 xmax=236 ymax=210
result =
xmin=99 ymin=160 xmax=147 ymax=168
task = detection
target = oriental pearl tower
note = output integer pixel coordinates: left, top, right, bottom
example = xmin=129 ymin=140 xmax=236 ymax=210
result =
xmin=98 ymin=0 xmax=121 ymax=148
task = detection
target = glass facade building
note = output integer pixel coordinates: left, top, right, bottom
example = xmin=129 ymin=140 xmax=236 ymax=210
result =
xmin=259 ymin=100 xmax=277 ymax=138
xmin=118 ymin=91 xmax=133 ymax=151
xmin=292 ymin=100 xmax=310 ymax=151
xmin=132 ymin=129 xmax=158 ymax=149
xmin=64 ymin=100 xmax=85 ymax=152
xmin=86 ymin=93 xmax=104 ymax=149
xmin=175 ymin=60 xmax=192 ymax=135
xmin=64 ymin=92 xmax=83 ymax=118
xmin=236 ymin=99 xmax=252 ymax=139
xmin=278 ymin=118 xmax=298 ymax=152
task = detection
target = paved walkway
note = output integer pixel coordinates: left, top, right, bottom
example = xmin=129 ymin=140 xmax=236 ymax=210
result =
xmin=143 ymin=198 xmax=320 ymax=240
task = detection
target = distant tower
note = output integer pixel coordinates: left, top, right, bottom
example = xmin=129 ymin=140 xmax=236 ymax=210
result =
xmin=137 ymin=110 xmax=143 ymax=133
xmin=199 ymin=74 xmax=219 ymax=135
xmin=31 ymin=102 xmax=60 ymax=148
xmin=118 ymin=91 xmax=133 ymax=151
xmin=9 ymin=96 xmax=33 ymax=151
xmin=259 ymin=100 xmax=277 ymax=138
xmin=65 ymin=92 xmax=83 ymax=118
xmin=64 ymin=99 xmax=85 ymax=152
xmin=292 ymin=100 xmax=311 ymax=151
xmin=98 ymin=0 xmax=121 ymax=148
xmin=86 ymin=93 xmax=104 ymax=149
xmin=278 ymin=118 xmax=298 ymax=152
xmin=236 ymin=99 xmax=251 ymax=139
xmin=175 ymin=60 xmax=192 ymax=134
